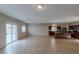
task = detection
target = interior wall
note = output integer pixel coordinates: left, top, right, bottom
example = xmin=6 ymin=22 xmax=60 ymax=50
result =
xmin=28 ymin=24 xmax=50 ymax=36
xmin=0 ymin=14 xmax=27 ymax=48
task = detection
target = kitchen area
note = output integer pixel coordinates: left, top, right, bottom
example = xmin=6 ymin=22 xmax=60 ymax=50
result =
xmin=48 ymin=23 xmax=79 ymax=39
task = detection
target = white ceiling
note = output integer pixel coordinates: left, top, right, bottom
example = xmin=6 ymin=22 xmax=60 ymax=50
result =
xmin=0 ymin=4 xmax=79 ymax=24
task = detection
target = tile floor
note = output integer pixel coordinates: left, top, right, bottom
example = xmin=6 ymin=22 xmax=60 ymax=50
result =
xmin=0 ymin=36 xmax=79 ymax=54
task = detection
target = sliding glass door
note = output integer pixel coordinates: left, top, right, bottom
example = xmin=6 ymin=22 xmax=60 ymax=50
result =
xmin=6 ymin=23 xmax=17 ymax=44
xmin=6 ymin=24 xmax=12 ymax=44
xmin=12 ymin=24 xmax=17 ymax=41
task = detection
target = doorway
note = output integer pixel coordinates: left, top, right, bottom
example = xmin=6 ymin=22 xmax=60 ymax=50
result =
xmin=6 ymin=23 xmax=17 ymax=44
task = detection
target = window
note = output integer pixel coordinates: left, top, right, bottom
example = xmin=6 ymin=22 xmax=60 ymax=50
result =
xmin=51 ymin=24 xmax=57 ymax=31
xmin=22 ymin=25 xmax=26 ymax=32
xmin=52 ymin=26 xmax=57 ymax=31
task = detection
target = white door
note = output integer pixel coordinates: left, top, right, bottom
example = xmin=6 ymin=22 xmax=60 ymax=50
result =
xmin=6 ymin=23 xmax=17 ymax=44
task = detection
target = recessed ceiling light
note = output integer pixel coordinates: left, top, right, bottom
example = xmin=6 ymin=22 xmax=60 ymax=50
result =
xmin=37 ymin=4 xmax=44 ymax=10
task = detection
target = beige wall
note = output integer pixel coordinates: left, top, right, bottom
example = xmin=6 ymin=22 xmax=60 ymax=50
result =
xmin=28 ymin=23 xmax=79 ymax=36
xmin=0 ymin=14 xmax=27 ymax=48
xmin=28 ymin=24 xmax=50 ymax=36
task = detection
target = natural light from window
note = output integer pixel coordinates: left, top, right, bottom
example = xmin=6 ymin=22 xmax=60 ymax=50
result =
xmin=22 ymin=25 xmax=26 ymax=32
xmin=52 ymin=24 xmax=57 ymax=31
xmin=52 ymin=27 xmax=57 ymax=31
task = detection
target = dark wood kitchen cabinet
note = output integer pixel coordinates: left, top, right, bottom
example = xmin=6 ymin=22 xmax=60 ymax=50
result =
xmin=48 ymin=26 xmax=55 ymax=36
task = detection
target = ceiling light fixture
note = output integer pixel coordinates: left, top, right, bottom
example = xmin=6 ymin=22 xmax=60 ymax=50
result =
xmin=37 ymin=4 xmax=44 ymax=10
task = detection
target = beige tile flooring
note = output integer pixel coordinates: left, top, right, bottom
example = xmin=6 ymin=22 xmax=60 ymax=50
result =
xmin=0 ymin=36 xmax=79 ymax=54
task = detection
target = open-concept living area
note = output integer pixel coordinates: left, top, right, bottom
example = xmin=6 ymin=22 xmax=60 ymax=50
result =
xmin=0 ymin=4 xmax=79 ymax=54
